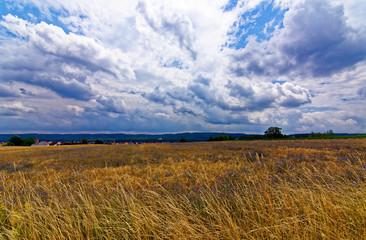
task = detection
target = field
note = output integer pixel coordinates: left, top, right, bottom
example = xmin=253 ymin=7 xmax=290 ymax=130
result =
xmin=1 ymin=139 xmax=366 ymax=239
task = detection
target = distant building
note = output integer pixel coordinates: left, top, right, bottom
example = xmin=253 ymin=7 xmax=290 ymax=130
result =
xmin=31 ymin=141 xmax=50 ymax=147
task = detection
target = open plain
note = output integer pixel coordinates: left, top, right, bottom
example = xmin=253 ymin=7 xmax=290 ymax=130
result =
xmin=1 ymin=139 xmax=366 ymax=239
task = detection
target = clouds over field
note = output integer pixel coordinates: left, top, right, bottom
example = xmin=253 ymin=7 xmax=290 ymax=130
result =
xmin=0 ymin=0 xmax=365 ymax=133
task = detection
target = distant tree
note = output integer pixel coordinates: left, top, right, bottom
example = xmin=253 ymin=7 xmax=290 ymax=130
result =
xmin=326 ymin=130 xmax=334 ymax=136
xmin=210 ymin=135 xmax=238 ymax=141
xmin=94 ymin=139 xmax=103 ymax=144
xmin=214 ymin=135 xmax=229 ymax=141
xmin=208 ymin=136 xmax=214 ymax=141
xmin=81 ymin=138 xmax=88 ymax=144
xmin=6 ymin=142 xmax=15 ymax=146
xmin=8 ymin=136 xmax=23 ymax=146
xmin=264 ymin=127 xmax=284 ymax=139
xmin=179 ymin=138 xmax=187 ymax=142
xmin=310 ymin=132 xmax=322 ymax=138
xmin=23 ymin=137 xmax=35 ymax=146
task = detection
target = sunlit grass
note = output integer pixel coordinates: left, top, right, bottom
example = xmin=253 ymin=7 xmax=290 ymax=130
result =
xmin=1 ymin=139 xmax=366 ymax=239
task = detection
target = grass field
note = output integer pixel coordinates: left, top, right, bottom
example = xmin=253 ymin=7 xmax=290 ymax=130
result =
xmin=1 ymin=139 xmax=366 ymax=239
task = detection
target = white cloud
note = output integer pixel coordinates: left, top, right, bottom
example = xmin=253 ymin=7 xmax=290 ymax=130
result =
xmin=0 ymin=101 xmax=36 ymax=116
xmin=0 ymin=0 xmax=365 ymax=133
xmin=66 ymin=105 xmax=84 ymax=116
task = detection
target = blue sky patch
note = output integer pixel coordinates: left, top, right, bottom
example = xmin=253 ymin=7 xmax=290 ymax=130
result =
xmin=0 ymin=2 xmax=71 ymax=34
xmin=227 ymin=1 xmax=287 ymax=49
xmin=341 ymin=98 xmax=356 ymax=102
xmin=224 ymin=0 xmax=239 ymax=12
xmin=162 ymin=59 xmax=184 ymax=69
xmin=301 ymin=107 xmax=338 ymax=113
xmin=271 ymin=80 xmax=286 ymax=85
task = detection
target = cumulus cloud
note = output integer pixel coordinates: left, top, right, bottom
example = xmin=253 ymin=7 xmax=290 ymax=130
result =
xmin=136 ymin=0 xmax=197 ymax=59
xmin=230 ymin=0 xmax=366 ymax=78
xmin=0 ymin=0 xmax=365 ymax=133
xmin=1 ymin=14 xmax=134 ymax=80
xmin=0 ymin=101 xmax=36 ymax=116
xmin=298 ymin=111 xmax=362 ymax=133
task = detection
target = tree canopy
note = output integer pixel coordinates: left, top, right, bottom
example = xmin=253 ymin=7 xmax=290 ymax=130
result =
xmin=7 ymin=136 xmax=35 ymax=146
xmin=264 ymin=127 xmax=284 ymax=139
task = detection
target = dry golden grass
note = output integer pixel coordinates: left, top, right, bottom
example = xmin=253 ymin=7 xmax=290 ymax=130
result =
xmin=1 ymin=139 xmax=366 ymax=239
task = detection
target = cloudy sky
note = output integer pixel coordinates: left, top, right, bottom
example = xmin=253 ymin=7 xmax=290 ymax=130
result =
xmin=0 ymin=0 xmax=365 ymax=134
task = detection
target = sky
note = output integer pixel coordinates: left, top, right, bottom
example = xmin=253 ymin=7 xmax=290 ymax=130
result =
xmin=0 ymin=0 xmax=365 ymax=134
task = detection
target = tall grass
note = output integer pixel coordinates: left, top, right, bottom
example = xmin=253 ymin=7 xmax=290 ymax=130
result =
xmin=1 ymin=139 xmax=366 ymax=239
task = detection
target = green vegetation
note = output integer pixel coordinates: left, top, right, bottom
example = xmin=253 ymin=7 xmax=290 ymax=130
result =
xmin=6 ymin=136 xmax=35 ymax=146
xmin=1 ymin=131 xmax=365 ymax=144
xmin=0 ymin=139 xmax=366 ymax=239
xmin=264 ymin=127 xmax=284 ymax=138
xmin=208 ymin=135 xmax=238 ymax=141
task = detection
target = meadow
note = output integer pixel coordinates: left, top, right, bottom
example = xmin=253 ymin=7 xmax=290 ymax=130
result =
xmin=0 ymin=139 xmax=366 ymax=239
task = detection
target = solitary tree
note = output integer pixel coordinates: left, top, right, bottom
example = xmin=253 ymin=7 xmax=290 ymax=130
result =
xmin=264 ymin=127 xmax=284 ymax=139
xmin=81 ymin=138 xmax=88 ymax=144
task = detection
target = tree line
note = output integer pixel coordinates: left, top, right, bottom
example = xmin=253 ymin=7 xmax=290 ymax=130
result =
xmin=5 ymin=136 xmax=36 ymax=146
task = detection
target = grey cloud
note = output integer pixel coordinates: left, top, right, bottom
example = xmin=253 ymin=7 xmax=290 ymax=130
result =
xmin=194 ymin=76 xmax=211 ymax=86
xmin=0 ymin=15 xmax=135 ymax=102
xmin=359 ymin=87 xmax=366 ymax=99
xmin=96 ymin=96 xmax=126 ymax=114
xmin=1 ymin=66 xmax=93 ymax=101
xmin=0 ymin=86 xmax=19 ymax=97
xmin=173 ymin=106 xmax=199 ymax=117
xmin=226 ymin=80 xmax=254 ymax=98
xmin=166 ymin=87 xmax=194 ymax=102
xmin=188 ymin=84 xmax=213 ymax=102
xmin=0 ymin=14 xmax=134 ymax=84
xmin=231 ymin=0 xmax=366 ymax=78
xmin=141 ymin=76 xmax=311 ymax=125
xmin=142 ymin=87 xmax=171 ymax=105
xmin=204 ymin=107 xmax=250 ymax=125
xmin=38 ymin=76 xmax=93 ymax=101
